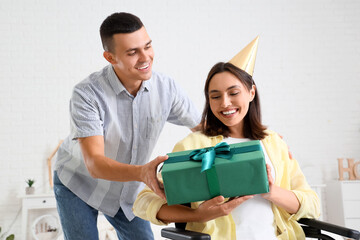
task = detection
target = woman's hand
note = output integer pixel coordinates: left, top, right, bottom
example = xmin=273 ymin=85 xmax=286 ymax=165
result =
xmin=194 ymin=195 xmax=254 ymax=222
xmin=156 ymin=195 xmax=253 ymax=224
xmin=261 ymin=164 xmax=274 ymax=200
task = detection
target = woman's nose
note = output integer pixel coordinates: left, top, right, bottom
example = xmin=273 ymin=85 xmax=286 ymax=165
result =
xmin=220 ymin=95 xmax=231 ymax=107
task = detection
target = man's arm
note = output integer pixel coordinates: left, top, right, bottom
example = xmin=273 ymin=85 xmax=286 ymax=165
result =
xmin=79 ymin=135 xmax=167 ymax=199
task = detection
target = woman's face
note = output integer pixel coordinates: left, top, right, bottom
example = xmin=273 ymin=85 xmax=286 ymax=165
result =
xmin=208 ymin=71 xmax=255 ymax=137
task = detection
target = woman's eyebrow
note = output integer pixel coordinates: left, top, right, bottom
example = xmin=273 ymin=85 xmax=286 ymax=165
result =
xmin=209 ymin=85 xmax=241 ymax=93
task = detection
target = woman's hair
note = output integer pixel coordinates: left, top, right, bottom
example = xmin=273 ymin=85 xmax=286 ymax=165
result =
xmin=201 ymin=62 xmax=267 ymax=140
xmin=100 ymin=12 xmax=144 ymax=53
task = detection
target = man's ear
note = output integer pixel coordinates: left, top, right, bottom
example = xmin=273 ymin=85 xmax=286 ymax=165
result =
xmin=103 ymin=51 xmax=116 ymax=64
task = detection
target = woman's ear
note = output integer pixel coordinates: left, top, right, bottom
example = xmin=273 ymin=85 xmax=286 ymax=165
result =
xmin=250 ymin=85 xmax=256 ymax=102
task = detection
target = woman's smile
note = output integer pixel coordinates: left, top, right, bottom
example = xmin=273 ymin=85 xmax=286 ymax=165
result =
xmin=221 ymin=108 xmax=238 ymax=117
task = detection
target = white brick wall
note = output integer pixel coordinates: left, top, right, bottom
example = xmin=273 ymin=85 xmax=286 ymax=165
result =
xmin=0 ymin=0 xmax=359 ymax=239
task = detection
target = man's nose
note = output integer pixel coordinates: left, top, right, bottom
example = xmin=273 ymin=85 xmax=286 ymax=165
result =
xmin=138 ymin=50 xmax=148 ymax=62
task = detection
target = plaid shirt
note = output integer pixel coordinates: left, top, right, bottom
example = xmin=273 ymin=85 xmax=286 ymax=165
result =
xmin=55 ymin=65 xmax=200 ymax=220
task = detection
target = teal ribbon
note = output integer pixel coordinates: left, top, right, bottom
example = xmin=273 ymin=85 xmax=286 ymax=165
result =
xmin=189 ymin=142 xmax=232 ymax=197
xmin=188 ymin=142 xmax=233 ymax=172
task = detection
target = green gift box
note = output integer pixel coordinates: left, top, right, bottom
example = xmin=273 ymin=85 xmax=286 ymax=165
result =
xmin=162 ymin=140 xmax=269 ymax=205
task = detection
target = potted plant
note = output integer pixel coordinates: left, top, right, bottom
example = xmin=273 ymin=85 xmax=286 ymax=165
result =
xmin=25 ymin=179 xmax=35 ymax=195
xmin=0 ymin=226 xmax=14 ymax=240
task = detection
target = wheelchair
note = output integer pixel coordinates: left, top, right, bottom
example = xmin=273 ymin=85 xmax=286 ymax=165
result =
xmin=161 ymin=216 xmax=360 ymax=240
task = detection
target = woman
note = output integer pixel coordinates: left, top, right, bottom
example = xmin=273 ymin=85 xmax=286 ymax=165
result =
xmin=133 ymin=62 xmax=320 ymax=239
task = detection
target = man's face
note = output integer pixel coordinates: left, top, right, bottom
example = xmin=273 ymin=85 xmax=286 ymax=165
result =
xmin=106 ymin=26 xmax=154 ymax=85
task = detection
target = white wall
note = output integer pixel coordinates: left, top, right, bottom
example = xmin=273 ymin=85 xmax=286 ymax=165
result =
xmin=0 ymin=0 xmax=359 ymax=238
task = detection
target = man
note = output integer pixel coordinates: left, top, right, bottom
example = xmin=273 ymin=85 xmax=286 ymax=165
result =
xmin=54 ymin=12 xmax=201 ymax=240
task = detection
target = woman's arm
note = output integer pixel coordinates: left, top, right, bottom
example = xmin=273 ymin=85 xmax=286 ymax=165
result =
xmin=156 ymin=195 xmax=254 ymax=224
xmin=261 ymin=164 xmax=300 ymax=214
xmin=133 ymin=183 xmax=253 ymax=225
xmin=261 ymin=132 xmax=320 ymax=218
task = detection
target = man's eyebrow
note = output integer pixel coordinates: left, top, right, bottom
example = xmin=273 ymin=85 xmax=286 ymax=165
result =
xmin=126 ymin=47 xmax=137 ymax=53
xmin=209 ymin=85 xmax=240 ymax=93
xmin=125 ymin=40 xmax=152 ymax=53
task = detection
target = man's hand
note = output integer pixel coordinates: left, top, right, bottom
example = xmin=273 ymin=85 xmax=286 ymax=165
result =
xmin=191 ymin=123 xmax=202 ymax=132
xmin=140 ymin=155 xmax=168 ymax=200
xmin=278 ymin=134 xmax=293 ymax=159
xmin=194 ymin=195 xmax=253 ymax=222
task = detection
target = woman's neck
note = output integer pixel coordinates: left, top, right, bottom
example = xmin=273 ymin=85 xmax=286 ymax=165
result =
xmin=228 ymin=123 xmax=244 ymax=139
xmin=229 ymin=131 xmax=245 ymax=139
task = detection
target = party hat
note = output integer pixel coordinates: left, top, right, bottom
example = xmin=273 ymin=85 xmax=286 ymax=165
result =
xmin=229 ymin=36 xmax=259 ymax=76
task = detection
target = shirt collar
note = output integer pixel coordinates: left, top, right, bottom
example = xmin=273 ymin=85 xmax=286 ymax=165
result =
xmin=141 ymin=78 xmax=151 ymax=92
xmin=107 ymin=65 xmax=151 ymax=95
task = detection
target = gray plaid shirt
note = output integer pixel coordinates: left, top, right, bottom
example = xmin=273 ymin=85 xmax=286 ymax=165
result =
xmin=55 ymin=65 xmax=200 ymax=220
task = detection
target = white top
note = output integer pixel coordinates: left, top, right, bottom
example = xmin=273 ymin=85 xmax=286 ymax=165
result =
xmin=223 ymin=137 xmax=277 ymax=240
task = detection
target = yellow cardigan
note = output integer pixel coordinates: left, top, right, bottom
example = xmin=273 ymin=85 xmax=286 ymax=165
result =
xmin=133 ymin=130 xmax=320 ymax=240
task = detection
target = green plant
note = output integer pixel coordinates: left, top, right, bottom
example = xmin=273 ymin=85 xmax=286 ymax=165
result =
xmin=26 ymin=179 xmax=35 ymax=187
xmin=0 ymin=226 xmax=15 ymax=240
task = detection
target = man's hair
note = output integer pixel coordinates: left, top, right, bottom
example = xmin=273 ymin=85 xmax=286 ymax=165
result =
xmin=201 ymin=62 xmax=267 ymax=140
xmin=100 ymin=12 xmax=144 ymax=52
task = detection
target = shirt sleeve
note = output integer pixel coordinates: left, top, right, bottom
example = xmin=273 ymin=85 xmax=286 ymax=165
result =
xmin=275 ymin=134 xmax=321 ymax=220
xmin=70 ymin=85 xmax=104 ymax=139
xmin=288 ymin=157 xmax=321 ymax=220
xmin=166 ymin=78 xmax=201 ymax=128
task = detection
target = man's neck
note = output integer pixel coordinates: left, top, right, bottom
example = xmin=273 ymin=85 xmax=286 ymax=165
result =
xmin=113 ymin=68 xmax=143 ymax=97
xmin=122 ymin=80 xmax=142 ymax=97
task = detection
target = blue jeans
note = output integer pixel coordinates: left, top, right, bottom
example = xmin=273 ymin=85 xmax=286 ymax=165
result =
xmin=53 ymin=171 xmax=154 ymax=240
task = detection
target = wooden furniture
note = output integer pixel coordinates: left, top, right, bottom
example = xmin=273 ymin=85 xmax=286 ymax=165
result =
xmin=21 ymin=193 xmax=118 ymax=240
xmin=21 ymin=193 xmax=60 ymax=240
xmin=326 ymin=180 xmax=360 ymax=231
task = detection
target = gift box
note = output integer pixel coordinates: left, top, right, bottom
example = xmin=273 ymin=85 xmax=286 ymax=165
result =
xmin=162 ymin=140 xmax=269 ymax=205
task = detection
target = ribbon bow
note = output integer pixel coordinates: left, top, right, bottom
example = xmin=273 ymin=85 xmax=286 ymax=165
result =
xmin=189 ymin=142 xmax=233 ymax=172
